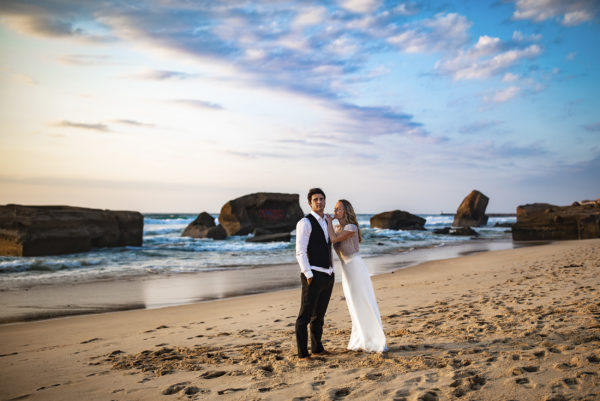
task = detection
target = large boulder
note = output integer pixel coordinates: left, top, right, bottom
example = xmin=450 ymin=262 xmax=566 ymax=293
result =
xmin=0 ymin=204 xmax=143 ymax=256
xmin=512 ymin=202 xmax=600 ymax=241
xmin=219 ymin=192 xmax=304 ymax=236
xmin=453 ymin=190 xmax=489 ymax=227
xmin=182 ymin=212 xmax=227 ymax=240
xmin=370 ymin=210 xmax=426 ymax=230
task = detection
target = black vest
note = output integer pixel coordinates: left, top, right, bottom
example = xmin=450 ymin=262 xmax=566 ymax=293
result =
xmin=306 ymin=214 xmax=332 ymax=269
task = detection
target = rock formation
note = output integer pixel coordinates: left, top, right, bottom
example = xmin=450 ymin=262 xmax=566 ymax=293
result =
xmin=512 ymin=202 xmax=600 ymax=241
xmin=370 ymin=210 xmax=426 ymax=230
xmin=182 ymin=212 xmax=227 ymax=240
xmin=219 ymin=193 xmax=303 ymax=237
xmin=433 ymin=226 xmax=479 ymax=236
xmin=453 ymin=190 xmax=489 ymax=227
xmin=516 ymin=203 xmax=556 ymax=218
xmin=0 ymin=204 xmax=143 ymax=257
xmin=246 ymin=232 xmax=291 ymax=243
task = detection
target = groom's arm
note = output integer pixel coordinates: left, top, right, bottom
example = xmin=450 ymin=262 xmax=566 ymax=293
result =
xmin=295 ymin=218 xmax=313 ymax=282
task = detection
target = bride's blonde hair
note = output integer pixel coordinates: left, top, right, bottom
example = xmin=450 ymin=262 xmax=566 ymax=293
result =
xmin=339 ymin=199 xmax=362 ymax=242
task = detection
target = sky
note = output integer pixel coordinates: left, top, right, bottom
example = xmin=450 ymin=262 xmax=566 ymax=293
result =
xmin=1 ymin=0 xmax=599 ymax=214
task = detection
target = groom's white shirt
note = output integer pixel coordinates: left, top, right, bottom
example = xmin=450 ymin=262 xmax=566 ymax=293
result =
xmin=296 ymin=211 xmax=334 ymax=280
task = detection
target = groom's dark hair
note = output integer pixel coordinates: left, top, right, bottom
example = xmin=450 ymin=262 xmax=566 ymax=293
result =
xmin=307 ymin=188 xmax=326 ymax=203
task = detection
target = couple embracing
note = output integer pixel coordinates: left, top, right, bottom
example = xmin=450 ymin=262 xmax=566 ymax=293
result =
xmin=295 ymin=187 xmax=387 ymax=359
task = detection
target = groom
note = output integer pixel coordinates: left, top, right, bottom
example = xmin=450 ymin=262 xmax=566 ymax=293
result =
xmin=295 ymin=187 xmax=335 ymax=359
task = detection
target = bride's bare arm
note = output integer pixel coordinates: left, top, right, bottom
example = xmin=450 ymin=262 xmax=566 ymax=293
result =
xmin=326 ymin=216 xmax=355 ymax=243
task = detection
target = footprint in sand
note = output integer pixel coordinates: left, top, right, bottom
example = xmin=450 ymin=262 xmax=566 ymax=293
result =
xmin=217 ymin=388 xmax=246 ymax=395
xmin=363 ymin=372 xmax=383 ymax=381
xmin=161 ymin=382 xmax=189 ymax=395
xmin=80 ymin=337 xmax=101 ymax=344
xmin=450 ymin=370 xmax=486 ymax=397
xmin=393 ymin=389 xmax=410 ymax=401
xmin=311 ymin=380 xmax=325 ymax=390
xmin=561 ymin=377 xmax=579 ymax=387
xmin=200 ymin=370 xmax=227 ymax=379
xmin=417 ymin=389 xmax=439 ymax=401
xmin=587 ymin=354 xmax=600 ymax=364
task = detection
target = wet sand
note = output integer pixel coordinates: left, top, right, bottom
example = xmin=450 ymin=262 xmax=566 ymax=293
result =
xmin=0 ymin=239 xmax=598 ymax=400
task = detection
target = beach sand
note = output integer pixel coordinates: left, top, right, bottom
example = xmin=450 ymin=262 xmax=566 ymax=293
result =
xmin=0 ymin=239 xmax=598 ymax=400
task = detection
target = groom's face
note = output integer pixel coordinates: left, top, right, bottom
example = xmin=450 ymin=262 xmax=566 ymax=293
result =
xmin=309 ymin=194 xmax=326 ymax=215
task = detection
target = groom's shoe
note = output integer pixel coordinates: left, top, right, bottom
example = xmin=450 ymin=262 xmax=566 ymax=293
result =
xmin=312 ymin=350 xmax=330 ymax=356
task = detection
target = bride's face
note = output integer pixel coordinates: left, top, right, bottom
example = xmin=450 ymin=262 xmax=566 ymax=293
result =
xmin=333 ymin=202 xmax=345 ymax=220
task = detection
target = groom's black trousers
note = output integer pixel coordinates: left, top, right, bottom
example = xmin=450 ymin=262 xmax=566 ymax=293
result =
xmin=295 ymin=270 xmax=334 ymax=358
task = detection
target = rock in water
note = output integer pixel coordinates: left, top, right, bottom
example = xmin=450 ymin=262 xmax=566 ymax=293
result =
xmin=0 ymin=204 xmax=143 ymax=256
xmin=218 ymin=193 xmax=303 ymax=236
xmin=512 ymin=202 xmax=600 ymax=241
xmin=453 ymin=190 xmax=489 ymax=227
xmin=370 ymin=210 xmax=426 ymax=230
xmin=433 ymin=226 xmax=479 ymax=236
xmin=182 ymin=212 xmax=227 ymax=240
xmin=245 ymin=232 xmax=291 ymax=243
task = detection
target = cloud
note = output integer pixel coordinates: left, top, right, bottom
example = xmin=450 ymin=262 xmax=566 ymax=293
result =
xmin=0 ymin=1 xmax=115 ymax=42
xmin=132 ymin=70 xmax=198 ymax=81
xmin=113 ymin=119 xmax=156 ymax=128
xmin=512 ymin=30 xmax=542 ymax=42
xmin=339 ymin=0 xmax=380 ymax=13
xmin=485 ymin=86 xmax=521 ymax=103
xmin=583 ymin=122 xmax=600 ymax=133
xmin=387 ymin=13 xmax=472 ymax=54
xmin=394 ymin=3 xmax=419 ymax=16
xmin=470 ymin=140 xmax=548 ymax=159
xmin=333 ymin=103 xmax=429 ymax=140
xmin=53 ymin=121 xmax=110 ymax=132
xmin=292 ymin=6 xmax=327 ymax=29
xmin=12 ymin=73 xmax=38 ymax=85
xmin=277 ymin=139 xmax=336 ymax=148
xmin=502 ymin=72 xmax=520 ymax=82
xmin=225 ymin=150 xmax=289 ymax=159
xmin=173 ymin=99 xmax=224 ymax=110
xmin=459 ymin=120 xmax=503 ymax=135
xmin=511 ymin=0 xmax=598 ymax=26
xmin=436 ymin=40 xmax=542 ymax=80
xmin=58 ymin=54 xmax=112 ymax=65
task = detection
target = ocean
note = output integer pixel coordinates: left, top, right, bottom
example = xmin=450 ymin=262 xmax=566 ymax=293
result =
xmin=0 ymin=214 xmax=515 ymax=290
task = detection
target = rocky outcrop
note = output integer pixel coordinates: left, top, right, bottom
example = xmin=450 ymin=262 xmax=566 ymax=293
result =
xmin=182 ymin=212 xmax=227 ymax=240
xmin=516 ymin=203 xmax=556 ymax=218
xmin=246 ymin=232 xmax=291 ymax=243
xmin=433 ymin=226 xmax=479 ymax=236
xmin=0 ymin=204 xmax=143 ymax=256
xmin=370 ymin=210 xmax=426 ymax=230
xmin=512 ymin=202 xmax=600 ymax=241
xmin=219 ymin=193 xmax=303 ymax=237
xmin=453 ymin=190 xmax=489 ymax=227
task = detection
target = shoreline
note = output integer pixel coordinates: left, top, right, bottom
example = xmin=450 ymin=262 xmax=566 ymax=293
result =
xmin=0 ymin=238 xmax=532 ymax=324
xmin=0 ymin=239 xmax=597 ymax=400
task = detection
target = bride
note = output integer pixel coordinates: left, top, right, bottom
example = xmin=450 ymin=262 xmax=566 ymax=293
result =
xmin=325 ymin=199 xmax=387 ymax=353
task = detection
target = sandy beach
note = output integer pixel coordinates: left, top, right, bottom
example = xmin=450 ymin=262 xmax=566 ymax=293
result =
xmin=1 ymin=238 xmax=598 ymax=400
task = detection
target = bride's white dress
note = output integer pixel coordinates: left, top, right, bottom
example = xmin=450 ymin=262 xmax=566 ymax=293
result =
xmin=335 ymin=224 xmax=387 ymax=352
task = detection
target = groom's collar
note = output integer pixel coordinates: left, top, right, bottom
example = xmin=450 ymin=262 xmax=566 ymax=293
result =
xmin=310 ymin=210 xmax=325 ymax=222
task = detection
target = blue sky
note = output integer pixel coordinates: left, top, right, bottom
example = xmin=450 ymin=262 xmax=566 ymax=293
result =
xmin=1 ymin=0 xmax=599 ymax=213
